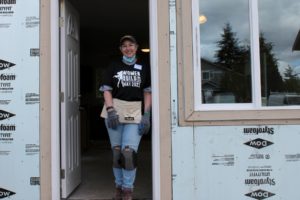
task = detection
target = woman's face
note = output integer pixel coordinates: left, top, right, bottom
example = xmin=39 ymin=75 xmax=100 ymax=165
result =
xmin=120 ymin=40 xmax=138 ymax=58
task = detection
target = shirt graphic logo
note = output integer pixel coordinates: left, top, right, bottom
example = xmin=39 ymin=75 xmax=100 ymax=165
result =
xmin=113 ymin=70 xmax=141 ymax=88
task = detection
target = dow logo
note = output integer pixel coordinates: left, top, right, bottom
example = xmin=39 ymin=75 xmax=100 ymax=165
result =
xmin=244 ymin=138 xmax=273 ymax=149
xmin=0 ymin=110 xmax=15 ymax=120
xmin=0 ymin=59 xmax=15 ymax=71
xmin=0 ymin=188 xmax=16 ymax=199
xmin=245 ymin=189 xmax=275 ymax=200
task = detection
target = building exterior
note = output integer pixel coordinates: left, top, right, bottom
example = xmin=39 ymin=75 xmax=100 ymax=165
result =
xmin=1 ymin=0 xmax=300 ymax=199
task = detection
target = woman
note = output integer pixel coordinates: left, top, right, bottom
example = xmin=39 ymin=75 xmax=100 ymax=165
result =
xmin=99 ymin=35 xmax=151 ymax=200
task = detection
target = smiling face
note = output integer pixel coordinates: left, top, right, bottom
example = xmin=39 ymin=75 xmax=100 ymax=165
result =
xmin=120 ymin=40 xmax=138 ymax=58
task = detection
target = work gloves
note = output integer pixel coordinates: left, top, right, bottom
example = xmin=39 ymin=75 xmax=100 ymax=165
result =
xmin=107 ymin=107 xmax=119 ymax=129
xmin=138 ymin=111 xmax=151 ymax=135
xmin=107 ymin=107 xmax=151 ymax=134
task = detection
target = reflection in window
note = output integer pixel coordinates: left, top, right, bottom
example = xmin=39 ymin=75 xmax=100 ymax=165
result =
xmin=202 ymin=71 xmax=210 ymax=80
xmin=199 ymin=0 xmax=252 ymax=104
xmin=258 ymin=0 xmax=300 ymax=106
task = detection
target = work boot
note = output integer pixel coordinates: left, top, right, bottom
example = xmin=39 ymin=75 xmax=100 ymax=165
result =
xmin=114 ymin=186 xmax=122 ymax=200
xmin=122 ymin=188 xmax=133 ymax=200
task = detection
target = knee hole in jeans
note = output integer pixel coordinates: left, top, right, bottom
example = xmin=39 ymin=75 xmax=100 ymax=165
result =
xmin=112 ymin=145 xmax=122 ymax=168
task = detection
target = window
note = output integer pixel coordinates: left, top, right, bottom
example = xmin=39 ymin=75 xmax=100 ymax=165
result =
xmin=194 ymin=0 xmax=300 ymax=110
xmin=258 ymin=0 xmax=300 ymax=107
xmin=177 ymin=0 xmax=300 ymax=124
xmin=197 ymin=0 xmax=251 ymax=107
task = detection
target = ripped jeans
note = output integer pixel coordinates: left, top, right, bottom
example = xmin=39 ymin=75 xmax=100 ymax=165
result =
xmin=105 ymin=120 xmax=142 ymax=189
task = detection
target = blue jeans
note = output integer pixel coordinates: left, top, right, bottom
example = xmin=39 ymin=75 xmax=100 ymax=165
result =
xmin=105 ymin=120 xmax=142 ymax=189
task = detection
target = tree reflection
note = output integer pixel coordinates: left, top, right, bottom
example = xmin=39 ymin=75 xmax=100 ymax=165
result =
xmin=214 ymin=23 xmax=251 ymax=103
xmin=202 ymin=23 xmax=300 ymax=104
xmin=259 ymin=34 xmax=284 ymax=98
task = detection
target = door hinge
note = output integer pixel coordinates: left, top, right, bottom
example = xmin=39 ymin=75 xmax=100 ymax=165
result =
xmin=60 ymin=92 xmax=64 ymax=103
xmin=61 ymin=169 xmax=65 ymax=179
xmin=59 ymin=17 xmax=64 ymax=27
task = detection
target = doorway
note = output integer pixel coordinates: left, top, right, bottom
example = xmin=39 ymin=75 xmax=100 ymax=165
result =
xmin=61 ymin=0 xmax=152 ymax=199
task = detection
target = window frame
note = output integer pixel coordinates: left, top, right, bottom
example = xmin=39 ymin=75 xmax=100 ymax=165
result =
xmin=177 ymin=0 xmax=300 ymax=126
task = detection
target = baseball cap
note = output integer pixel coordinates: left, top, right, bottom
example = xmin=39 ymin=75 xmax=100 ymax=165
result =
xmin=120 ymin=35 xmax=137 ymax=45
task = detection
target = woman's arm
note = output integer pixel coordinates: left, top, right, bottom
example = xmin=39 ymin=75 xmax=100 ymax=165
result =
xmin=143 ymin=91 xmax=152 ymax=113
xmin=103 ymin=90 xmax=114 ymax=107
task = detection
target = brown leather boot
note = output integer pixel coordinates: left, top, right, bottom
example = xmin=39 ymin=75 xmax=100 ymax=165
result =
xmin=114 ymin=187 xmax=122 ymax=200
xmin=122 ymin=188 xmax=133 ymax=200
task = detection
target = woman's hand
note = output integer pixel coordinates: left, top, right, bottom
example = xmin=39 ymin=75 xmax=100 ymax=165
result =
xmin=138 ymin=111 xmax=151 ymax=135
xmin=107 ymin=107 xmax=120 ymax=129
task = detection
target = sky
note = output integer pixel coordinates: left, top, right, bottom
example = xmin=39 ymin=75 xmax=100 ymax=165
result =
xmin=198 ymin=0 xmax=300 ymax=72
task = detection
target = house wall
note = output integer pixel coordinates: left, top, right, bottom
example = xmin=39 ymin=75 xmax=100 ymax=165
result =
xmin=6 ymin=0 xmax=300 ymax=199
xmin=169 ymin=1 xmax=198 ymax=198
xmin=0 ymin=0 xmax=41 ymax=199
xmin=171 ymin=0 xmax=300 ymax=199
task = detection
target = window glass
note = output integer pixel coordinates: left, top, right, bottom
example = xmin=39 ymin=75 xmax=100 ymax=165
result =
xmin=199 ymin=0 xmax=252 ymax=104
xmin=258 ymin=0 xmax=300 ymax=106
xmin=202 ymin=71 xmax=210 ymax=80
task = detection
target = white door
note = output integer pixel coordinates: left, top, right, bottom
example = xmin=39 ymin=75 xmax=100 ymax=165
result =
xmin=60 ymin=0 xmax=81 ymax=198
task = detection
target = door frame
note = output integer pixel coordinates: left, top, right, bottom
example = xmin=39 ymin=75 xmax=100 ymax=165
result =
xmin=50 ymin=0 xmax=161 ymax=199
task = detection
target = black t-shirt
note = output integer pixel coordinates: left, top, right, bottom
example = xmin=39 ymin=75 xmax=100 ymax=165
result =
xmin=101 ymin=59 xmax=151 ymax=101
